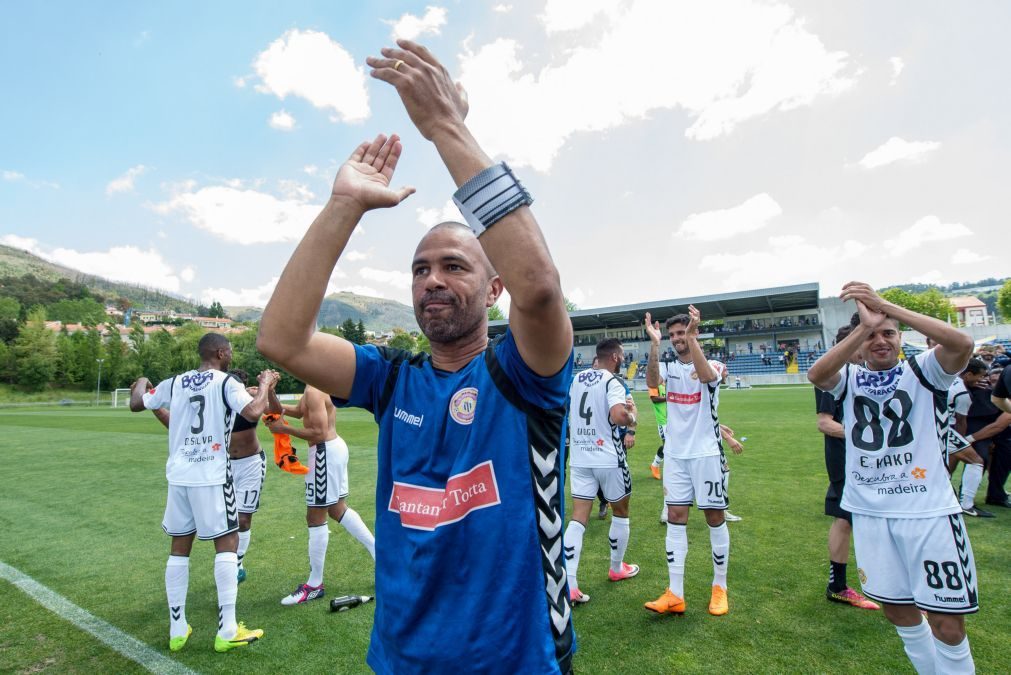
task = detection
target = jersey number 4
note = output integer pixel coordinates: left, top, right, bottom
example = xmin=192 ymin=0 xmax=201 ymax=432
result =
xmin=851 ymin=391 xmax=914 ymax=452
xmin=579 ymin=392 xmax=593 ymax=425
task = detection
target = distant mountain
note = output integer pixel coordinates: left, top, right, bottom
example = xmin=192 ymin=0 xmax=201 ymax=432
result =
xmin=0 ymin=244 xmax=201 ymax=314
xmin=230 ymin=291 xmax=418 ymax=333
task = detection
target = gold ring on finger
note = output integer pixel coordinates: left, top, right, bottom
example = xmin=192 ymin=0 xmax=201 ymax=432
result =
xmin=393 ymin=59 xmax=405 ymax=71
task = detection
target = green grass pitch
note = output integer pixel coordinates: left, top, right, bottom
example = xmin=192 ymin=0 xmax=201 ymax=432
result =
xmin=0 ymin=387 xmax=1007 ymax=673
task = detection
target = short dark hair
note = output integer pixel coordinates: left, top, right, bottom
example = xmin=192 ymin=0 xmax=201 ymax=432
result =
xmin=596 ymin=338 xmax=623 ymax=362
xmin=229 ymin=368 xmax=249 ymax=385
xmin=198 ymin=332 xmax=230 ymax=359
xmin=665 ymin=314 xmax=690 ymax=330
xmin=964 ymin=358 xmax=988 ymax=376
xmin=835 ymin=325 xmax=853 ymax=343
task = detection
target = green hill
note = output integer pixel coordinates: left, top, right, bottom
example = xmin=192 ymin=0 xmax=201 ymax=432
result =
xmin=230 ymin=291 xmax=418 ymax=333
xmin=0 ymin=244 xmax=200 ymax=313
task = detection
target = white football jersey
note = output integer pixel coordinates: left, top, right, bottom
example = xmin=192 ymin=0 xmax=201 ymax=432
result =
xmin=947 ymin=378 xmax=970 ymax=417
xmin=660 ymin=359 xmax=726 ymax=459
xmin=568 ymin=368 xmax=628 ymax=468
xmin=144 ymin=369 xmax=253 ymax=486
xmin=827 ymin=349 xmax=960 ymax=519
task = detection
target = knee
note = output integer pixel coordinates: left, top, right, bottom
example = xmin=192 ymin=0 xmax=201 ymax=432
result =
xmin=331 ymin=500 xmax=348 ymax=522
xmin=882 ymin=603 xmax=922 ymax=627
xmin=929 ymin=614 xmax=966 ymax=645
xmin=704 ymin=510 xmax=725 ymax=527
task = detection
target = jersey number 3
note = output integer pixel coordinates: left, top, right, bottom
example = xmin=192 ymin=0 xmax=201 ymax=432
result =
xmin=189 ymin=395 xmax=206 ymax=434
xmin=851 ymin=390 xmax=914 ymax=452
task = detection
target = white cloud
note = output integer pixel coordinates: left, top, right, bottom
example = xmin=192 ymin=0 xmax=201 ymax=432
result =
xmin=540 ymin=0 xmax=614 ymax=33
xmin=233 ymin=75 xmax=247 ymax=88
xmin=202 ymin=277 xmax=279 ymax=307
xmin=493 ymin=4 xmax=513 ymax=13
xmin=883 ymin=215 xmax=972 ymax=257
xmin=0 ymin=235 xmax=189 ymax=293
xmin=269 ymin=110 xmax=296 ymax=130
xmin=151 ymin=184 xmax=322 ymax=244
xmin=359 ymin=267 xmax=412 ymax=289
xmin=698 ymin=235 xmax=868 ymax=292
xmin=106 ymin=165 xmax=147 ymax=195
xmin=386 ymin=6 xmax=447 ymax=41
xmin=252 ymin=29 xmax=369 ymax=124
xmin=303 ymin=164 xmax=319 ymax=176
xmin=889 ymin=56 xmax=904 ymax=84
xmin=459 ymin=0 xmax=858 ymax=170
xmin=277 ymin=179 xmax=315 ymax=201
xmin=180 ymin=266 xmax=196 ymax=283
xmin=344 ymin=249 xmax=369 ymax=262
xmin=3 ymin=170 xmax=58 ymax=189
xmin=676 ymin=193 xmax=782 ymax=241
xmin=950 ymin=248 xmax=990 ymax=265
xmin=911 ymin=270 xmax=945 ymax=285
xmin=856 ymin=137 xmax=941 ymax=170
xmin=417 ymin=199 xmax=464 ymax=228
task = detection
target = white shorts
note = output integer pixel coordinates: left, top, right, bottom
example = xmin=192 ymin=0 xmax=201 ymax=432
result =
xmin=163 ymin=483 xmax=238 ymax=540
xmin=852 ymin=513 xmax=979 ymax=614
xmin=570 ymin=465 xmax=632 ymax=503
xmin=232 ymin=451 xmax=266 ymax=514
xmin=663 ymin=455 xmax=728 ymax=510
xmin=306 ymin=437 xmax=349 ymax=507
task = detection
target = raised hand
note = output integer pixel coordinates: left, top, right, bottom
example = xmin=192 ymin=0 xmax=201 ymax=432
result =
xmin=331 ymin=134 xmax=416 ymax=212
xmin=687 ymin=305 xmax=701 ymax=337
xmin=367 ymin=40 xmax=469 ymax=141
xmin=644 ymin=312 xmax=662 ymax=344
xmin=840 ymin=282 xmax=888 ymax=314
xmin=257 ymin=369 xmax=280 ymax=388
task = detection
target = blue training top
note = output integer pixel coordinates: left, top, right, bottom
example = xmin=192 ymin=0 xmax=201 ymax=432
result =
xmin=335 ymin=331 xmax=575 ymax=674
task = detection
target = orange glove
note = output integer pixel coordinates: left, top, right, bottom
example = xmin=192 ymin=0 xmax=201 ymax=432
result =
xmin=263 ymin=414 xmax=309 ymax=475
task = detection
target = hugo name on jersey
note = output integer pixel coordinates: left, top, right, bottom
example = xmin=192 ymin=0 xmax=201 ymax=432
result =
xmin=569 ymin=368 xmax=628 ymax=468
xmin=143 ymin=370 xmax=252 ymax=486
xmin=661 ymin=359 xmax=725 ymax=459
xmin=828 ymin=350 xmax=960 ymax=518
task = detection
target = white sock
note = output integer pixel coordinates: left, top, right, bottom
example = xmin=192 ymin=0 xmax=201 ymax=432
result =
xmin=307 ymin=524 xmax=329 ymax=587
xmin=338 ymin=508 xmax=376 ymax=560
xmin=933 ymin=635 xmax=974 ymax=675
xmin=609 ymin=516 xmax=630 ymax=573
xmin=213 ymin=552 xmax=238 ymax=639
xmin=960 ymin=464 xmax=984 ymax=510
xmin=237 ymin=530 xmax=251 ymax=568
xmin=564 ymin=520 xmax=586 ymax=590
xmin=666 ymin=523 xmax=687 ymax=598
xmin=710 ymin=522 xmax=730 ymax=588
xmin=165 ymin=555 xmax=189 ymax=638
xmin=652 ymin=455 xmax=662 ymax=467
xmin=895 ymin=619 xmax=937 ymax=675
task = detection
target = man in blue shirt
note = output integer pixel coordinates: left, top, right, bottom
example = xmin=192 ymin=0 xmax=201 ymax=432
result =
xmin=257 ymin=40 xmax=575 ymax=674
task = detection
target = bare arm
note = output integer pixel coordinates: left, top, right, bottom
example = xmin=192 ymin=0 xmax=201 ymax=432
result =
xmin=129 ymin=377 xmax=151 ymax=413
xmin=967 ymin=412 xmax=1011 ymax=443
xmin=955 ymin=414 xmax=967 ymax=436
xmin=266 ymin=385 xmax=284 ymax=415
xmin=816 ymin=412 xmax=845 ymax=439
xmin=281 ymin=402 xmax=304 ymax=419
xmin=152 ymin=408 xmax=170 ymax=429
xmin=645 ymin=313 xmax=661 ymax=389
xmin=369 ymin=40 xmax=571 ymax=376
xmin=238 ymin=371 xmax=279 ymax=422
xmin=808 ymin=323 xmax=872 ymax=391
xmin=686 ymin=306 xmax=718 ymax=384
xmin=993 ymin=396 xmax=1011 ymax=414
xmin=257 ymin=136 xmax=414 ymax=400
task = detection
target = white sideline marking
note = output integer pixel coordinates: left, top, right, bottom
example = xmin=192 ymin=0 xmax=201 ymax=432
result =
xmin=0 ymin=561 xmax=196 ymax=675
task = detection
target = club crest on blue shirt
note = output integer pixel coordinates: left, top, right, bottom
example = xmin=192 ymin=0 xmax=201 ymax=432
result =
xmin=449 ymin=387 xmax=479 ymax=425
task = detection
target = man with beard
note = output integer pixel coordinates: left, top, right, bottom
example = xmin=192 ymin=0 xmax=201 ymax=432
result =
xmin=256 ymin=40 xmax=574 ymax=674
xmin=808 ymin=282 xmax=977 ymax=674
xmin=564 ymin=338 xmax=640 ymax=605
xmin=643 ymin=306 xmax=732 ymax=617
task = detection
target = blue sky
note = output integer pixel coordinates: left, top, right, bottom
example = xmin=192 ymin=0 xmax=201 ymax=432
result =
xmin=2 ymin=1 xmax=1007 ymax=314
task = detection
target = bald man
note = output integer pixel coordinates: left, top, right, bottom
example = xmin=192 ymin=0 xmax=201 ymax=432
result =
xmin=257 ymin=40 xmax=575 ymax=674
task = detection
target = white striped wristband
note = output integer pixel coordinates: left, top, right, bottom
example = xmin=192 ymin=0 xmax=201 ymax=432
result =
xmin=452 ymin=162 xmax=533 ymax=237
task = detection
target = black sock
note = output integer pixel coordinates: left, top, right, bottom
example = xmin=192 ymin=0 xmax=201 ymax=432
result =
xmin=828 ymin=561 xmax=847 ymax=593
